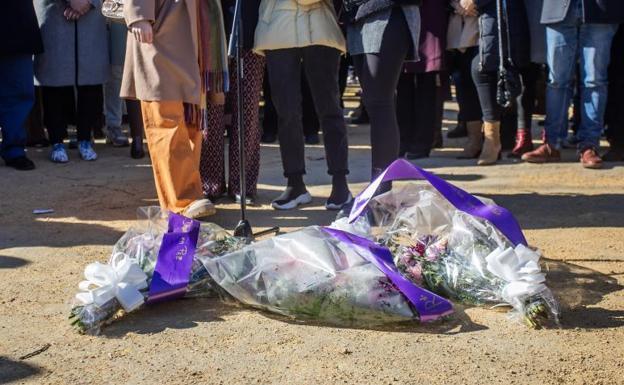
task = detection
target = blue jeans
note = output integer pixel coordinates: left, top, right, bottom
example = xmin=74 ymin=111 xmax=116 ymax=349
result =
xmin=545 ymin=22 xmax=619 ymax=151
xmin=0 ymin=54 xmax=34 ymax=161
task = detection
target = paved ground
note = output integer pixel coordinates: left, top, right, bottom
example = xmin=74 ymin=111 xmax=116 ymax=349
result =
xmin=1 ymin=99 xmax=624 ymax=384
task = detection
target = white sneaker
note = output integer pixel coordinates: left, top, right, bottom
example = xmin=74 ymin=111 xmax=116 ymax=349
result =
xmin=183 ymin=198 xmax=217 ymax=219
xmin=271 ymin=187 xmax=312 ymax=210
xmin=325 ymin=192 xmax=353 ymax=211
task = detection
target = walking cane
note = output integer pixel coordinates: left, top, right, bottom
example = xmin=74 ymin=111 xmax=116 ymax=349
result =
xmin=228 ymin=0 xmax=279 ymax=239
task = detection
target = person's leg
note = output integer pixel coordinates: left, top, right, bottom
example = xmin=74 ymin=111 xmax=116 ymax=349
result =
xmin=471 ymin=55 xmax=502 ymax=165
xmin=25 ymin=87 xmax=48 ymax=147
xmin=576 ymin=23 xmax=619 ymax=153
xmin=301 ymin=69 xmax=320 ymax=141
xmin=140 ymin=100 xmax=205 ymax=213
xmin=126 ymin=99 xmax=145 ymax=158
xmin=409 ymin=72 xmax=438 ymax=157
xmin=451 ymin=48 xmax=482 ymax=141
xmin=510 ymin=64 xmax=538 ymax=157
xmin=75 ymin=85 xmax=103 ymax=160
xmin=41 ymin=86 xmax=72 ymax=162
xmin=523 ymin=24 xmax=578 ymax=163
xmin=200 ymin=100 xmax=226 ymax=199
xmin=104 ymin=64 xmax=129 ymax=146
xmin=227 ymin=50 xmax=265 ymax=199
xmin=397 ymin=72 xmax=416 ymax=156
xmin=0 ymin=54 xmax=34 ymax=168
xmin=261 ymin=68 xmax=278 ymax=142
xmin=354 ymin=7 xmax=412 ymax=177
xmin=266 ymin=48 xmax=311 ymax=209
xmin=302 ymin=45 xmax=351 ymax=208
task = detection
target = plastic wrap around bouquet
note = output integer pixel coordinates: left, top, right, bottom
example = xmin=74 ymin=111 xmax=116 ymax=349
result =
xmin=69 ymin=207 xmax=246 ymax=334
xmin=334 ymin=159 xmax=560 ymax=329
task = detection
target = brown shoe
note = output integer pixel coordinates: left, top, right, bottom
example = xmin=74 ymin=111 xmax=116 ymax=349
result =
xmin=580 ymin=148 xmax=603 ymax=169
xmin=457 ymin=121 xmax=483 ymax=159
xmin=477 ymin=121 xmax=502 ymax=166
xmin=521 ymin=143 xmax=561 ymax=163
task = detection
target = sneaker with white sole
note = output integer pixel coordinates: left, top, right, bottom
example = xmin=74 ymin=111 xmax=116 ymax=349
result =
xmin=78 ymin=140 xmax=98 ymax=161
xmin=325 ymin=192 xmax=353 ymax=211
xmin=50 ymin=143 xmax=69 ymax=163
xmin=183 ymin=198 xmax=217 ymax=219
xmin=272 ymin=187 xmax=312 ymax=210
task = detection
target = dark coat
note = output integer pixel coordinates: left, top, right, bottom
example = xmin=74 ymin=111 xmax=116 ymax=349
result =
xmin=1 ymin=0 xmax=43 ymax=55
xmin=221 ymin=0 xmax=261 ymax=50
xmin=404 ymin=0 xmax=448 ymax=73
xmin=474 ymin=0 xmax=530 ymax=72
xmin=541 ymin=0 xmax=624 ymax=25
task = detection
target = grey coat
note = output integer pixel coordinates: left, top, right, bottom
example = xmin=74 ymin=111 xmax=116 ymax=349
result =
xmin=34 ymin=0 xmax=109 ymax=86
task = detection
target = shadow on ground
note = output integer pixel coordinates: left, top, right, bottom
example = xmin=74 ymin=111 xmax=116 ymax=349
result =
xmin=0 ymin=256 xmax=30 ymax=269
xmin=0 ymin=357 xmax=41 ymax=384
xmin=544 ymin=259 xmax=624 ymax=329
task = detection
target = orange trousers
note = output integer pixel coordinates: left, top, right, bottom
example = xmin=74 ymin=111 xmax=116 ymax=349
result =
xmin=140 ymin=101 xmax=203 ymax=213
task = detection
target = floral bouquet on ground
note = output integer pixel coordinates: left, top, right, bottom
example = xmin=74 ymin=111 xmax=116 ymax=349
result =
xmin=200 ymin=226 xmax=453 ymax=327
xmin=339 ymin=159 xmax=560 ymax=329
xmin=69 ymin=207 xmax=246 ymax=335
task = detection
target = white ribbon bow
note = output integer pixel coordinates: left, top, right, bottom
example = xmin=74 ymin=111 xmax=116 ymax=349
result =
xmin=485 ymin=244 xmax=547 ymax=307
xmin=75 ymin=252 xmax=148 ymax=312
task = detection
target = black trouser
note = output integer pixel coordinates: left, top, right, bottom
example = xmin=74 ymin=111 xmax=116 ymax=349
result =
xmin=266 ymin=45 xmax=348 ymax=177
xmin=471 ymin=54 xmax=501 ymax=122
xmin=126 ymin=99 xmax=144 ymax=138
xmin=606 ymin=25 xmax=624 ymax=147
xmin=353 ymin=7 xmax=413 ymax=176
xmin=516 ymin=64 xmax=539 ymax=130
xmin=397 ymin=71 xmax=440 ymax=156
xmin=448 ymin=48 xmax=482 ymax=122
xmin=41 ymin=85 xmax=103 ymax=144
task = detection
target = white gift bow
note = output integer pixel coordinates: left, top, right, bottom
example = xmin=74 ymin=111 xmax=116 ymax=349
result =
xmin=485 ymin=244 xmax=547 ymax=306
xmin=75 ymin=252 xmax=148 ymax=312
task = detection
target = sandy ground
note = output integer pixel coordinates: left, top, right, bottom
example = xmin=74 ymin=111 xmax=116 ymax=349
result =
xmin=1 ymin=100 xmax=624 ymax=385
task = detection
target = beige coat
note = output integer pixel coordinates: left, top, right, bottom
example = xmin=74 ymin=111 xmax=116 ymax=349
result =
xmin=121 ymin=0 xmax=201 ymax=104
xmin=253 ymin=0 xmax=346 ymax=55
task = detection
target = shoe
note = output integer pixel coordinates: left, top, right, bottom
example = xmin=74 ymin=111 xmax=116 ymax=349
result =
xmin=478 ymin=121 xmax=502 ymax=166
xmin=272 ymin=187 xmax=312 ymax=210
xmin=325 ymin=192 xmax=353 ymax=211
xmin=232 ymin=193 xmax=257 ymax=206
xmin=50 ymin=143 xmax=69 ymax=163
xmin=105 ymin=126 xmax=130 ymax=147
xmin=78 ymin=140 xmax=98 ymax=161
xmin=130 ymin=137 xmax=145 ymax=159
xmin=261 ymin=132 xmax=277 ymax=143
xmin=5 ymin=156 xmax=35 ymax=170
xmin=457 ymin=121 xmax=483 ymax=159
xmin=521 ymin=143 xmax=561 ymax=163
xmin=183 ymin=198 xmax=217 ymax=219
xmin=447 ymin=121 xmax=467 ymax=139
xmin=603 ymin=146 xmax=624 ymax=162
xmin=305 ymin=133 xmax=320 ymax=145
xmin=580 ymin=148 xmax=603 ymax=169
xmin=508 ymin=129 xmax=534 ymax=158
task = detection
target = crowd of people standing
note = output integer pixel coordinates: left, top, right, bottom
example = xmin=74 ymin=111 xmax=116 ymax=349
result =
xmin=1 ymin=0 xmax=623 ymax=218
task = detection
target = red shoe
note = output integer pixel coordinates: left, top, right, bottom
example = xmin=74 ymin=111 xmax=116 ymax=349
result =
xmin=521 ymin=143 xmax=561 ymax=163
xmin=580 ymin=148 xmax=603 ymax=169
xmin=508 ymin=129 xmax=534 ymax=158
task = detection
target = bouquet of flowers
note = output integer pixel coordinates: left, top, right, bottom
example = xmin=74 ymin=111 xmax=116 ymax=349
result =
xmin=201 ymin=226 xmax=453 ymax=327
xmin=69 ymin=207 xmax=246 ymax=335
xmin=343 ymin=160 xmax=560 ymax=329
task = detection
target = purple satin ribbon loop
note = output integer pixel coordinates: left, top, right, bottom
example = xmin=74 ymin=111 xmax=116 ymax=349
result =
xmin=323 ymin=227 xmax=454 ymax=322
xmin=348 ymin=159 xmax=527 ymax=246
xmin=147 ymin=213 xmax=200 ymax=304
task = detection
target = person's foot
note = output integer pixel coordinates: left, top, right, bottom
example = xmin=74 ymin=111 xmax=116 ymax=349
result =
xmin=78 ymin=140 xmax=98 ymax=161
xmin=50 ymin=143 xmax=69 ymax=163
xmin=231 ymin=193 xmax=257 ymax=206
xmin=508 ymin=129 xmax=534 ymax=159
xmin=521 ymin=143 xmax=561 ymax=163
xmin=580 ymin=148 xmax=603 ymax=169
xmin=130 ymin=137 xmax=145 ymax=159
xmin=183 ymin=198 xmax=217 ymax=219
xmin=105 ymin=126 xmax=130 ymax=147
xmin=261 ymin=132 xmax=277 ymax=143
xmin=326 ymin=191 xmax=353 ymax=211
xmin=447 ymin=121 xmax=467 ymax=138
xmin=5 ymin=156 xmax=35 ymax=170
xmin=272 ymin=186 xmax=312 ymax=210
xmin=603 ymin=146 xmax=624 ymax=162
xmin=304 ymin=133 xmax=320 ymax=145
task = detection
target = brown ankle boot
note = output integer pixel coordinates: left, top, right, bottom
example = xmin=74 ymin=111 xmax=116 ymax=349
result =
xmin=508 ymin=128 xmax=534 ymax=158
xmin=457 ymin=121 xmax=483 ymax=159
xmin=478 ymin=121 xmax=502 ymax=166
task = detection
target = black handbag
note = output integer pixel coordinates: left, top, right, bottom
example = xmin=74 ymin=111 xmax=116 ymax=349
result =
xmin=496 ymin=0 xmax=522 ymax=108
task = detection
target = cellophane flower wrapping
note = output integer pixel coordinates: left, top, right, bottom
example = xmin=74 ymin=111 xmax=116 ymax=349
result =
xmin=69 ymin=207 xmax=247 ymax=335
xmin=200 ymin=226 xmax=420 ymax=327
xmin=357 ymin=184 xmax=560 ymax=329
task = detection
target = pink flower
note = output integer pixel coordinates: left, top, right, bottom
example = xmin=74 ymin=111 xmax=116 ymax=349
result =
xmin=407 ymin=263 xmax=423 ymax=285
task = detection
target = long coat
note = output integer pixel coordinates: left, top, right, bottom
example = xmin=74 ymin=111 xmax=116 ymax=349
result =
xmin=404 ymin=0 xmax=448 ymax=73
xmin=33 ymin=0 xmax=109 ymax=86
xmin=121 ymin=0 xmax=201 ymax=104
xmin=1 ymin=0 xmax=43 ymax=55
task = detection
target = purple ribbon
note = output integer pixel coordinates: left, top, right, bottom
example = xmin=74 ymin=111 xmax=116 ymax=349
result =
xmin=147 ymin=213 xmax=200 ymax=304
xmin=323 ymin=227 xmax=454 ymax=322
xmin=348 ymin=159 xmax=527 ymax=246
